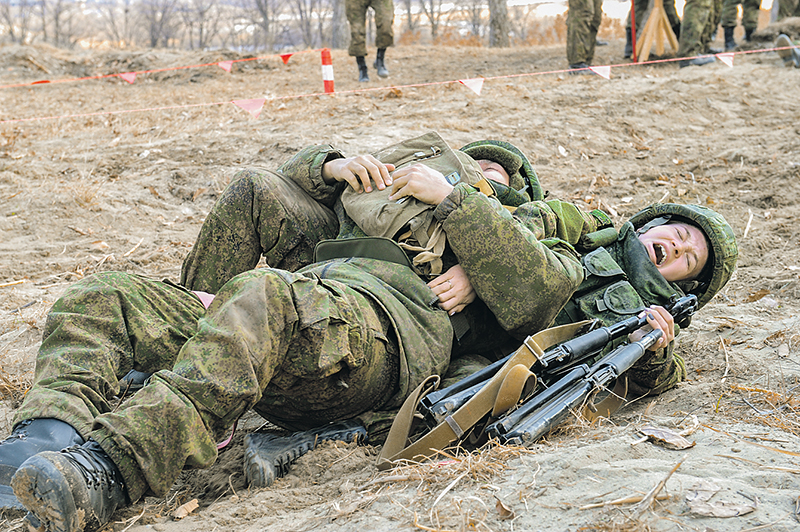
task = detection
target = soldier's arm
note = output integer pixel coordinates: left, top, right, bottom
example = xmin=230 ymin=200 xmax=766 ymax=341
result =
xmin=434 ymin=184 xmax=591 ymax=338
xmin=276 ymin=144 xmax=347 ymax=207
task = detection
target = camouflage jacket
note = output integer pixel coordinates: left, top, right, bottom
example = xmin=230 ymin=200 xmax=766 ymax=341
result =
xmin=279 ymin=144 xmax=609 ymax=405
xmin=552 ymin=222 xmax=689 ymax=395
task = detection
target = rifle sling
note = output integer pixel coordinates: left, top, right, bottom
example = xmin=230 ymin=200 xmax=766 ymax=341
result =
xmin=377 ymin=321 xmax=591 ymax=470
xmin=582 ymin=377 xmax=628 ymax=422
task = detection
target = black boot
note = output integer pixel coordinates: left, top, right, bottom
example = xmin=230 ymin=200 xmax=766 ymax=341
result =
xmin=356 ymin=56 xmax=369 ymax=82
xmin=744 ymin=27 xmax=754 ymax=42
xmin=624 ymin=27 xmax=632 ymax=59
xmin=724 ymin=26 xmax=736 ymax=51
xmin=373 ymin=48 xmax=389 ymax=78
xmin=244 ymin=420 xmax=367 ymax=488
xmin=0 ymin=419 xmax=84 ymax=513
xmin=12 ymin=441 xmax=129 ymax=532
xmin=671 ymin=23 xmax=680 ymax=40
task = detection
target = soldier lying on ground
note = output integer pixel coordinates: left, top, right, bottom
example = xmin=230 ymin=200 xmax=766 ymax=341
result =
xmin=0 ymin=135 xmax=736 ymax=532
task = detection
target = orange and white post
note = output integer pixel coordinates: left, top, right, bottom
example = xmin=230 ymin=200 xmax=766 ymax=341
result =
xmin=321 ymin=49 xmax=334 ymax=93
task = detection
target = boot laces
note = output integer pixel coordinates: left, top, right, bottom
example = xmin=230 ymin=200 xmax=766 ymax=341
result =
xmin=61 ymin=445 xmax=123 ymax=491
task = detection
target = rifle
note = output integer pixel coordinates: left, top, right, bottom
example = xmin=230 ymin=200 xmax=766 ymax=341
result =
xmin=420 ymin=294 xmax=698 ymax=428
xmin=376 ymin=294 xmax=699 ymax=469
xmin=485 ymin=328 xmax=663 ymax=445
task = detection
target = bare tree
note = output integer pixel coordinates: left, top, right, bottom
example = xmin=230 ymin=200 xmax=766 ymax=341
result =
xmin=2 ymin=0 xmax=37 ymax=43
xmin=418 ymin=0 xmax=444 ymax=39
xmin=488 ymin=0 xmax=508 ymax=46
xmin=178 ymin=0 xmax=221 ymax=49
xmin=96 ymin=0 xmax=140 ymax=47
xmin=401 ymin=0 xmax=418 ymax=33
xmin=287 ymin=0 xmax=329 ymax=48
xmin=456 ymin=0 xmax=483 ymax=37
xmin=329 ymin=0 xmax=347 ymax=48
xmin=140 ymin=0 xmax=180 ymax=47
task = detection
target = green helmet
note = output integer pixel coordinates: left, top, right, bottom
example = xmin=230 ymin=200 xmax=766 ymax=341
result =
xmin=629 ymin=203 xmax=738 ymax=309
xmin=459 ymin=140 xmax=544 ymax=201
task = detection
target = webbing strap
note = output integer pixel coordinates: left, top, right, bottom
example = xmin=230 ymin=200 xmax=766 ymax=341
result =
xmin=376 ymin=321 xmax=591 ymax=470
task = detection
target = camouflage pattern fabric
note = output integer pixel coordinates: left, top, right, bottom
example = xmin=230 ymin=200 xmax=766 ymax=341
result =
xmin=678 ymin=0 xmax=722 ymax=57
xmin=626 ymin=0 xmax=680 ymax=34
xmin=181 ymin=147 xmax=343 ymax=293
xmin=16 ymin=143 xmax=605 ymax=501
xmin=346 ymin=0 xmax=394 ymax=57
xmin=567 ymin=0 xmax=604 ymax=65
xmin=778 ymin=0 xmax=800 ymax=19
xmin=721 ymin=0 xmax=761 ymax=30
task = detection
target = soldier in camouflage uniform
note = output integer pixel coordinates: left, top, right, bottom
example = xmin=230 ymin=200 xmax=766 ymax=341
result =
xmin=567 ymin=0 xmax=604 ymax=71
xmin=6 ymin=137 xmax=737 ymax=531
xmin=7 ymin=139 xmax=610 ymax=531
xmin=721 ymin=0 xmax=760 ymax=50
xmin=677 ymin=0 xmax=724 ymax=67
xmin=346 ymin=0 xmax=394 ymax=81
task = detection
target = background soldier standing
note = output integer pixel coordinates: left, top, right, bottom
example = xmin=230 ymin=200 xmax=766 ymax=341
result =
xmin=721 ymin=0 xmax=760 ymax=50
xmin=566 ymin=0 xmax=604 ymax=72
xmin=346 ymin=0 xmax=394 ymax=82
xmin=677 ymin=0 xmax=723 ymax=67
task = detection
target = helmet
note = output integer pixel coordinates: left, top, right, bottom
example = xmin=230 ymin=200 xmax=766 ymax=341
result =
xmin=629 ymin=203 xmax=738 ymax=309
xmin=459 ymin=140 xmax=543 ymax=201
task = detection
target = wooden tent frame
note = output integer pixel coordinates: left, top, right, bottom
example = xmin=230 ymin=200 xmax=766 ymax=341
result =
xmin=635 ymin=0 xmax=679 ymax=62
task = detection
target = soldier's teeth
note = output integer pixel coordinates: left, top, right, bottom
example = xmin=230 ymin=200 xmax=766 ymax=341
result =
xmin=655 ymin=244 xmax=666 ymax=265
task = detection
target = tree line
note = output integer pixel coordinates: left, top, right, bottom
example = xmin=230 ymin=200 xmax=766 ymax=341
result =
xmin=0 ymin=0 xmax=559 ymax=51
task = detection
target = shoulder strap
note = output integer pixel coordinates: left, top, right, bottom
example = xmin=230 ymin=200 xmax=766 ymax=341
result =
xmin=377 ymin=321 xmax=592 ymax=470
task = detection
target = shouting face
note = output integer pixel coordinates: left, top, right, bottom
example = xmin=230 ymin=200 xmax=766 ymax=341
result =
xmin=637 ymin=222 xmax=710 ymax=282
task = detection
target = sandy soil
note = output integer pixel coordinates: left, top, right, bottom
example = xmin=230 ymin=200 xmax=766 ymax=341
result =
xmin=1 ymin=21 xmax=800 ymax=532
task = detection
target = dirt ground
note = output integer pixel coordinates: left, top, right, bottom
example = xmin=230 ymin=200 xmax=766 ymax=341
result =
xmin=1 ymin=20 xmax=800 ymax=532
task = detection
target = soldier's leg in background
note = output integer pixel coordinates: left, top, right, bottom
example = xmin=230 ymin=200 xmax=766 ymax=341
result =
xmin=346 ymin=0 xmax=369 ymax=58
xmin=678 ymin=0 xmax=715 ymax=58
xmin=741 ymin=0 xmax=761 ymax=39
xmin=664 ymin=0 xmax=681 ymax=37
xmin=567 ymin=0 xmax=595 ymax=65
xmin=373 ymin=0 xmax=394 ymax=50
xmin=586 ymin=0 xmax=603 ymax=64
xmin=624 ymin=0 xmax=650 ymax=58
xmin=180 ymin=168 xmax=338 ymax=293
xmin=720 ymin=0 xmax=739 ymax=49
xmin=13 ymin=272 xmax=205 ymax=437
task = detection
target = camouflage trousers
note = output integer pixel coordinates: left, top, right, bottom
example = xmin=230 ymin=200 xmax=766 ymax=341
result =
xmin=721 ymin=0 xmax=760 ymax=29
xmin=181 ymin=168 xmax=339 ymax=294
xmin=678 ymin=0 xmax=723 ymax=57
xmin=346 ymin=0 xmax=394 ymax=57
xmin=15 ymin=270 xmax=399 ymax=500
xmin=567 ymin=0 xmax=604 ymax=65
xmin=778 ymin=0 xmax=800 ymax=19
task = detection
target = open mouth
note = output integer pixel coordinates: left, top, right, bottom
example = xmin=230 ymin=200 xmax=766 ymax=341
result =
xmin=653 ymin=243 xmax=667 ymax=266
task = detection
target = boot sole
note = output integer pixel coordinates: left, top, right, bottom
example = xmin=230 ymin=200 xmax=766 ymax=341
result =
xmin=244 ymin=420 xmax=367 ymax=488
xmin=11 ymin=454 xmax=81 ymax=532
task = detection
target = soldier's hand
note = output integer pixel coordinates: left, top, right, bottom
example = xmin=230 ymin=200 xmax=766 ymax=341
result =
xmin=629 ymin=305 xmax=675 ymax=351
xmin=388 ymin=163 xmax=454 ymax=205
xmin=321 ymin=155 xmax=394 ymax=193
xmin=428 ymin=265 xmax=476 ymax=315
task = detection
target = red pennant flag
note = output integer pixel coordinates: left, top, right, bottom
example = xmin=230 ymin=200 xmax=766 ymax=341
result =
xmin=119 ymin=72 xmax=136 ymax=84
xmin=459 ymin=78 xmax=484 ymax=96
xmin=232 ymin=98 xmax=266 ymax=119
xmin=218 ymin=61 xmax=233 ymax=72
xmin=280 ymin=54 xmax=293 ymax=65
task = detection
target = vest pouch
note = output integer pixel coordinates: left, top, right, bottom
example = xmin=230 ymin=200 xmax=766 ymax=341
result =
xmin=575 ymin=280 xmax=646 ymax=323
xmin=572 ymin=246 xmax=626 ymax=299
xmin=340 ymin=132 xmax=485 ymax=276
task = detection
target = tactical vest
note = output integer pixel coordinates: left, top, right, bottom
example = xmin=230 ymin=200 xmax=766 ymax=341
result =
xmin=555 ymin=223 xmax=684 ymax=328
xmin=340 ymin=132 xmax=486 ymax=276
